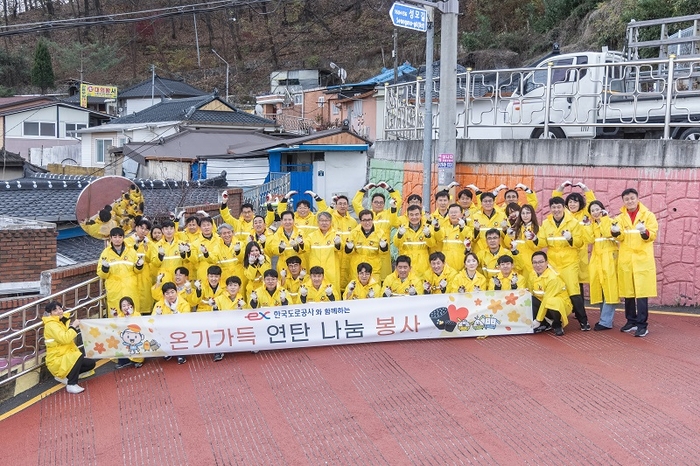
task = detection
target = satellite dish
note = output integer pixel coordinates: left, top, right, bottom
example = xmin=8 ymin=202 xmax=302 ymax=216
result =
xmin=255 ymin=104 xmax=264 ymax=115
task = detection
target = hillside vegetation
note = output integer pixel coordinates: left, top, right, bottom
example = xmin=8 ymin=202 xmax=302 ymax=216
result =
xmin=0 ymin=0 xmax=697 ymax=104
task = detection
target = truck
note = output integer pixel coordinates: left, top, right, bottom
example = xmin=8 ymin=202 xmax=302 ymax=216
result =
xmin=382 ymin=14 xmax=700 ymax=140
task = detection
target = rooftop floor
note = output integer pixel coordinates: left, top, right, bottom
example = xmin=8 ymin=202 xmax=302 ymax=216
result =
xmin=3 ymin=308 xmax=700 ymax=465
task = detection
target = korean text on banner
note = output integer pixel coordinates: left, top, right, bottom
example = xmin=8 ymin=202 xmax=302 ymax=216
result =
xmin=80 ymin=290 xmax=534 ymax=359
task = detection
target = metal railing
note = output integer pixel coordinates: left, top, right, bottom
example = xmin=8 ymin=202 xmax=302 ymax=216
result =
xmin=383 ymin=53 xmax=700 ymax=140
xmin=273 ymin=113 xmax=317 ymax=135
xmin=242 ymin=172 xmax=291 ymax=216
xmin=0 ymin=277 xmax=105 ymax=388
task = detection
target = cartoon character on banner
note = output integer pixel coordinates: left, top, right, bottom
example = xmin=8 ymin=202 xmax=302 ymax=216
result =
xmin=120 ymin=324 xmax=161 ymax=354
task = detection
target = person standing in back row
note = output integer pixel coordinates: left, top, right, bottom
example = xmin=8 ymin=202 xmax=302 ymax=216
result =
xmin=611 ymin=188 xmax=658 ymax=337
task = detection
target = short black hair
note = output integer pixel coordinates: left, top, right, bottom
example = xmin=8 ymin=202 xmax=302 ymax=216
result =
xmin=285 ymin=256 xmax=302 ymax=265
xmin=110 ymin=227 xmax=125 ymax=237
xmin=407 ymin=204 xmax=421 ymax=213
xmin=263 ymin=269 xmax=278 ymax=278
xmin=185 ymin=215 xmax=200 ymax=225
xmin=44 ymin=300 xmax=62 ymax=314
xmin=497 ymin=255 xmax=514 ymax=264
xmin=532 ymin=251 xmax=547 ymax=262
xmin=309 ymin=266 xmax=325 ymax=275
xmin=549 ymin=196 xmax=566 ymax=207
xmin=371 ymin=192 xmax=386 ymax=202
xmin=225 ymin=276 xmax=242 ymax=286
xmin=280 ymin=210 xmax=295 ymax=220
xmin=480 ymin=192 xmax=495 ymax=201
xmin=207 ymin=265 xmax=222 ymax=276
xmin=395 ymin=255 xmax=411 ymax=266
xmin=622 ymin=188 xmax=639 ymax=198
xmin=407 ymin=193 xmax=422 ymax=204
xmin=241 ymin=203 xmax=254 ymax=211
xmin=161 ymin=282 xmax=177 ymax=293
xmin=296 ymin=199 xmax=311 ymax=209
xmin=429 ymin=251 xmax=446 ymax=263
xmin=434 ymin=190 xmax=449 ymax=200
xmin=174 ymin=266 xmax=189 ymax=276
xmin=458 ymin=189 xmax=473 ymax=199
xmin=357 ymin=262 xmax=373 ymax=274
xmin=485 ymin=228 xmax=501 ymax=238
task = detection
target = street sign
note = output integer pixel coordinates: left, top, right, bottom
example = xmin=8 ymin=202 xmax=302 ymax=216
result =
xmin=389 ymin=2 xmax=428 ymax=32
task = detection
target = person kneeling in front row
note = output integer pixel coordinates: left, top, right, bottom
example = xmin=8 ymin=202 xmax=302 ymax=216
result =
xmin=43 ymin=301 xmax=97 ymax=394
xmin=530 ymin=251 xmax=571 ymax=336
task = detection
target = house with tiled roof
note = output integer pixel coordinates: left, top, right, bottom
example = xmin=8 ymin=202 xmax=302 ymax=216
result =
xmin=116 ymin=75 xmax=208 ymax=116
xmin=77 ymin=94 xmax=277 ymax=174
xmin=0 ymin=97 xmax=110 ymax=165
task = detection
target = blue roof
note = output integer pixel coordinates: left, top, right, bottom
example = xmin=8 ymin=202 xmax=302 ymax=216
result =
xmin=355 ymin=63 xmax=417 ymax=86
xmin=326 ymin=63 xmax=417 ymax=90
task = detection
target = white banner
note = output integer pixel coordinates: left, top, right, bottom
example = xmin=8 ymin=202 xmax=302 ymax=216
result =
xmin=80 ymin=290 xmax=534 ymax=359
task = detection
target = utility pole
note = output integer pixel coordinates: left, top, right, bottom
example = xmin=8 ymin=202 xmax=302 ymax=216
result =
xmin=211 ymin=49 xmax=230 ymax=102
xmin=437 ymin=0 xmax=458 ymax=188
xmin=422 ymin=8 xmax=434 ymax=210
xmin=151 ymin=64 xmax=155 ymax=106
xmin=193 ymin=14 xmax=201 ymax=68
xmin=393 ymin=29 xmax=398 ymax=83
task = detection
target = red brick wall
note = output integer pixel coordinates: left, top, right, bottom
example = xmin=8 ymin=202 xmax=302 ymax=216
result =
xmin=0 ymin=226 xmax=57 ymax=283
xmin=182 ymin=188 xmax=243 ymax=224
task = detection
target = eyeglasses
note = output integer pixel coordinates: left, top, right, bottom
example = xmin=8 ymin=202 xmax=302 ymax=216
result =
xmin=532 ymin=260 xmax=546 ymax=265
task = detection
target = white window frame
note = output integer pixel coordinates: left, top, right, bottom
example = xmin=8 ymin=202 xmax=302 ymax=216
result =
xmin=24 ymin=121 xmax=56 ymax=137
xmin=331 ymin=102 xmax=340 ymax=115
xmin=293 ymin=94 xmax=303 ymax=105
xmin=95 ymin=138 xmax=113 ymax=164
xmin=65 ymin=123 xmax=87 ymax=138
xmin=317 ymin=96 xmax=325 ymax=108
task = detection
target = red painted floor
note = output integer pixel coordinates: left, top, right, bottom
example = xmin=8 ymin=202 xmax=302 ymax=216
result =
xmin=5 ymin=310 xmax=700 ymax=465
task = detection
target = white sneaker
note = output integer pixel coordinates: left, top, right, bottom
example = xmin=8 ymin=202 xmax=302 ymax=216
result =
xmin=66 ymin=384 xmax=84 ymax=394
xmin=54 ymin=377 xmax=68 ymax=384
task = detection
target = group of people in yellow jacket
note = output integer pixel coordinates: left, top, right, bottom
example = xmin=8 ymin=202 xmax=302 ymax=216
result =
xmin=87 ymin=179 xmax=656 ymax=374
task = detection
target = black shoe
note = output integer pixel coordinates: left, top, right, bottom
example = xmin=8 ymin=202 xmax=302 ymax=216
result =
xmin=634 ymin=327 xmax=648 ymax=337
xmin=554 ymin=327 xmax=564 ymax=336
xmin=163 ymin=356 xmax=172 ymax=361
xmin=533 ymin=323 xmax=552 ymax=333
xmin=594 ymin=323 xmax=612 ymax=331
xmin=213 ymin=353 xmax=224 ymax=362
xmin=177 ymin=356 xmax=187 ymax=364
xmin=580 ymin=322 xmax=591 ymax=331
xmin=620 ymin=322 xmax=638 ymax=333
xmin=115 ymin=361 xmax=133 ymax=369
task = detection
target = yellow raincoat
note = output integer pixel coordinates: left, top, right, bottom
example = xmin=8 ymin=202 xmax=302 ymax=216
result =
xmin=538 ymin=210 xmax=583 ymax=297
xmin=42 ymin=315 xmax=81 ymax=379
xmin=614 ymin=202 xmax=658 ymax=298
xmin=306 ymin=229 xmax=343 ymax=290
xmin=583 ymin=216 xmax=619 ymax=304
xmin=530 ymin=267 xmax=571 ymax=327
xmin=97 ymin=245 xmax=143 ymax=315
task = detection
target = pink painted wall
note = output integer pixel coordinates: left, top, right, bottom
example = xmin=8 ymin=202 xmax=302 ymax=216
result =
xmin=385 ymin=160 xmax=697 ymax=306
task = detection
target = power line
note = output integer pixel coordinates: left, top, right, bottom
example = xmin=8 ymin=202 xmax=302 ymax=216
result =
xmin=0 ymin=0 xmax=273 ymax=37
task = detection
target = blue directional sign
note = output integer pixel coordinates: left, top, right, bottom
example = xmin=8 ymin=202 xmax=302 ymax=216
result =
xmin=390 ymin=2 xmax=428 ymax=32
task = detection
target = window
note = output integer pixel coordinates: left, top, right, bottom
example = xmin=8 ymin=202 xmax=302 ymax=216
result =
xmin=66 ymin=123 xmax=87 ymax=138
xmin=317 ymin=96 xmax=325 ymax=108
xmin=24 ymin=121 xmax=56 ymax=137
xmin=331 ymin=103 xmax=339 ymax=115
xmin=293 ymin=94 xmax=303 ymax=105
xmin=96 ymin=139 xmax=112 ymax=164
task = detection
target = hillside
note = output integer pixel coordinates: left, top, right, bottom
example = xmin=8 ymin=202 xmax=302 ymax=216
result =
xmin=0 ymin=0 xmax=696 ymax=104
